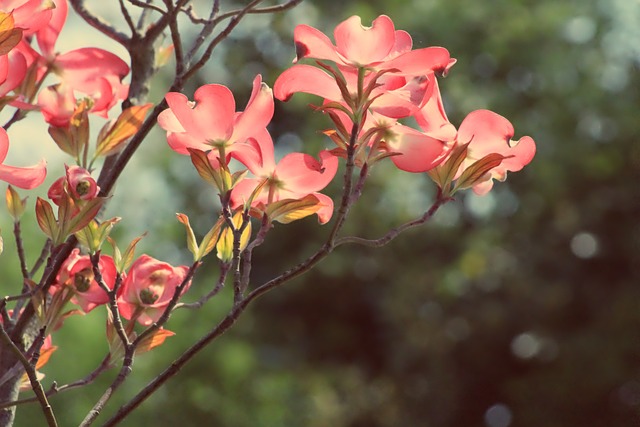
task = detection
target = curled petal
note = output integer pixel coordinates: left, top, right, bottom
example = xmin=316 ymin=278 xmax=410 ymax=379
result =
xmin=36 ymin=0 xmax=68 ymax=57
xmin=0 ymin=50 xmax=26 ymax=97
xmin=384 ymin=47 xmax=453 ymax=76
xmin=0 ymin=128 xmax=46 ymax=189
xmin=276 ymin=150 xmax=338 ymax=194
xmin=457 ymin=110 xmax=536 ymax=191
xmin=311 ymin=192 xmax=334 ymax=224
xmin=274 ymin=64 xmax=342 ymax=102
xmin=387 ymin=125 xmax=448 ymax=173
xmin=232 ymin=75 xmax=274 ymax=145
xmin=294 ymin=24 xmax=341 ymax=63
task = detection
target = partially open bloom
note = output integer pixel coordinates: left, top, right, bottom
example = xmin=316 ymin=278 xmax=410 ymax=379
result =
xmin=0 ymin=127 xmax=46 ymax=188
xmin=54 ymin=249 xmax=116 ymax=313
xmin=231 ymin=129 xmax=338 ymax=224
xmin=47 ymin=165 xmax=99 ymax=205
xmin=118 ymin=255 xmax=190 ymax=326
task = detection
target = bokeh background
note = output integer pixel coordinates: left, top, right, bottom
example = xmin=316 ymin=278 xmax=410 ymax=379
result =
xmin=2 ymin=0 xmax=639 ymax=425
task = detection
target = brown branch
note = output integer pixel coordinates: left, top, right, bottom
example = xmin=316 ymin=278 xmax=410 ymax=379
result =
xmin=176 ymin=262 xmax=230 ymax=310
xmin=0 ymin=315 xmax=57 ymax=427
xmin=69 ymin=0 xmax=130 ymax=45
xmin=0 ymin=355 xmax=111 ymax=410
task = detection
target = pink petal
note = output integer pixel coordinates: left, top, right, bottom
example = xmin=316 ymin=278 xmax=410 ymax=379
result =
xmin=0 ymin=160 xmax=47 ymax=189
xmin=274 ymin=64 xmax=342 ymax=102
xmin=0 ymin=127 xmax=46 ymax=188
xmin=276 ymin=150 xmax=338 ymax=194
xmin=388 ymin=30 xmax=413 ymax=59
xmin=334 ymin=15 xmax=395 ymax=66
xmin=166 ymin=132 xmax=208 ymax=155
xmin=383 ymin=47 xmax=452 ymax=76
xmin=36 ymin=0 xmax=68 ymax=57
xmin=229 ymin=177 xmax=264 ymax=208
xmin=311 ymin=192 xmax=334 ymax=224
xmin=293 ymin=24 xmax=341 ymax=63
xmin=165 ymin=84 xmax=235 ymax=143
xmin=157 ymin=108 xmax=186 ymax=133
xmin=458 ymin=109 xmax=536 ymax=179
xmin=230 ymin=129 xmax=274 ymax=174
xmin=414 ymin=78 xmax=457 ymax=141
xmin=9 ymin=0 xmax=54 ymax=35
xmin=38 ymin=83 xmax=76 ymax=126
xmin=232 ymin=75 xmax=274 ymax=145
xmin=56 ymin=48 xmax=129 ymax=86
xmin=0 ymin=50 xmax=27 ymax=97
xmin=387 ymin=125 xmax=447 ymax=173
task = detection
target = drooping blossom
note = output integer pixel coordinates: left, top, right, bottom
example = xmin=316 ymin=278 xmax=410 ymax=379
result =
xmin=10 ymin=0 xmax=130 ymax=125
xmin=0 ymin=127 xmax=46 ymax=188
xmin=118 ymin=255 xmax=190 ymax=326
xmin=53 ymin=249 xmax=117 ymax=313
xmin=454 ymin=109 xmax=536 ymax=195
xmin=158 ymin=75 xmax=273 ymax=170
xmin=230 ymin=129 xmax=338 ymax=223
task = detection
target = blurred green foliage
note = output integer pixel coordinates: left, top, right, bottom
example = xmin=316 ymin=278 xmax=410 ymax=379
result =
xmin=5 ymin=0 xmax=640 ymax=425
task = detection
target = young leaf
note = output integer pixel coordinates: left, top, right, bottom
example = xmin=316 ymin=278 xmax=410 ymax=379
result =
xmin=35 ymin=197 xmax=58 ymax=240
xmin=134 ymin=328 xmax=175 ymax=355
xmin=95 ymin=103 xmax=153 ymax=158
xmin=6 ymin=185 xmax=26 ymax=221
xmin=0 ymin=12 xmax=23 ymax=55
xmin=176 ymin=213 xmax=198 ymax=260
xmin=265 ymin=194 xmax=321 ymax=224
xmin=197 ymin=217 xmax=224 ymax=260
xmin=452 ymin=153 xmax=507 ymax=193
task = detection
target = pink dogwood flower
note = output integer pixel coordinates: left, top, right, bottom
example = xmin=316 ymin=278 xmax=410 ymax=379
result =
xmin=54 ymin=248 xmax=116 ymax=313
xmin=455 ymin=109 xmax=536 ymax=195
xmin=118 ymin=255 xmax=190 ymax=326
xmin=158 ymin=75 xmax=273 ymax=167
xmin=0 ymin=127 xmax=46 ymax=188
xmin=230 ymin=129 xmax=338 ymax=224
xmin=293 ymin=15 xmax=454 ymax=74
xmin=275 ymin=15 xmax=455 ymax=118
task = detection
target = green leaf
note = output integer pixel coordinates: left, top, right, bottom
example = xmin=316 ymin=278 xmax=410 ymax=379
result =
xmin=176 ymin=213 xmax=199 ymax=261
xmin=5 ymin=185 xmax=26 ymax=221
xmin=452 ymin=153 xmax=506 ymax=193
xmin=35 ymin=197 xmax=58 ymax=240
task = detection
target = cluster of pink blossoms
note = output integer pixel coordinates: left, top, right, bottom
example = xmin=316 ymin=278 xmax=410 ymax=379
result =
xmin=158 ymin=14 xmax=535 ymax=232
xmin=0 ymin=0 xmax=129 ymax=189
xmin=50 ymin=250 xmax=190 ymax=326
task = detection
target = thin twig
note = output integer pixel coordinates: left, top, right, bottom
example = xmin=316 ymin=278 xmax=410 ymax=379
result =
xmin=181 ymin=0 xmax=263 ymax=82
xmin=176 ymin=262 xmax=230 ymax=310
xmin=69 ymin=0 xmax=130 ymax=45
xmin=118 ymin=0 xmax=137 ymax=34
xmin=90 ymin=254 xmax=129 ymax=348
xmin=13 ymin=221 xmax=29 ymax=280
xmin=0 ymin=314 xmax=57 ymax=427
xmin=0 ymin=355 xmax=111 ymax=410
xmin=29 ymin=240 xmax=52 ymax=279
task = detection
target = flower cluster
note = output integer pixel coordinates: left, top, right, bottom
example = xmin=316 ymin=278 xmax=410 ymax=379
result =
xmin=0 ymin=0 xmax=131 ymax=190
xmin=49 ymin=250 xmax=190 ymax=328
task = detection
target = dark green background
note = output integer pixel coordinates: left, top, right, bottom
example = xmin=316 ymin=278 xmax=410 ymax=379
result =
xmin=6 ymin=0 xmax=640 ymax=425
